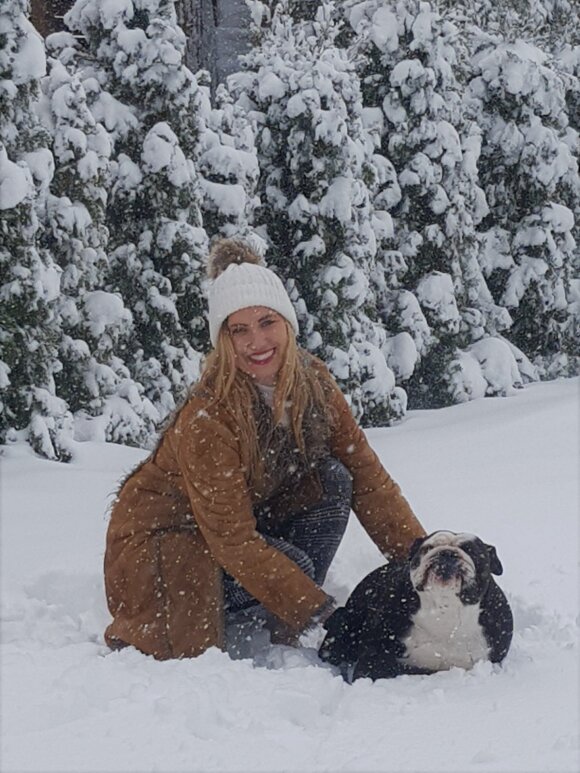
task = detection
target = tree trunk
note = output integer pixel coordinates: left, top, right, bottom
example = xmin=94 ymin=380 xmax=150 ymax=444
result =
xmin=30 ymin=0 xmax=72 ymax=37
xmin=176 ymin=0 xmax=251 ymax=84
xmin=176 ymin=0 xmax=217 ymax=79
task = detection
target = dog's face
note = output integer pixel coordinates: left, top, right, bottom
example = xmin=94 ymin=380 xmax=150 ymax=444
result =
xmin=408 ymin=531 xmax=503 ymax=604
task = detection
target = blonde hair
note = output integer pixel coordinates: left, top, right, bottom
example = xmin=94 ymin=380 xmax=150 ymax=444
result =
xmin=196 ymin=320 xmax=332 ymax=484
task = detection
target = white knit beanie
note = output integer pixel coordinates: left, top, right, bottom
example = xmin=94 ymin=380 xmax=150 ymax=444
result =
xmin=207 ymin=256 xmax=299 ymax=346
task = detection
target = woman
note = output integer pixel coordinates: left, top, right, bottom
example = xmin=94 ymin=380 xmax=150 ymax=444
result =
xmin=104 ymin=238 xmax=426 ymax=660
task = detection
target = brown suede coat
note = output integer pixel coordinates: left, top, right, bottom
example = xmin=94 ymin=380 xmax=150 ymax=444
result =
xmin=104 ymin=358 xmax=425 ymax=659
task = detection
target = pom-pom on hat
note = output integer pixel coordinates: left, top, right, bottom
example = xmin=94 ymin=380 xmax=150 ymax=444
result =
xmin=207 ymin=239 xmax=299 ymax=346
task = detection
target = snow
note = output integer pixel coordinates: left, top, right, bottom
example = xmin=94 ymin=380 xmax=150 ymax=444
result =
xmin=37 ymin=260 xmax=61 ymax=303
xmin=318 ymin=176 xmax=353 ymax=223
xmin=141 ymin=122 xmax=177 ymax=173
xmin=22 ymin=147 xmax=54 ymax=192
xmin=390 ymin=59 xmax=429 ymax=95
xmin=543 ymin=202 xmax=575 ymax=233
xmin=257 ymin=72 xmax=286 ymax=100
xmin=141 ymin=124 xmax=192 ymax=189
xmin=65 ymin=0 xmax=134 ymax=33
xmin=89 ymin=91 xmax=139 ymax=139
xmin=1 ymin=378 xmax=578 ymax=772
xmin=382 ymin=331 xmax=418 ymax=381
xmin=286 ymin=91 xmax=309 ymax=118
xmin=369 ymin=7 xmax=399 ymax=53
xmin=0 ymin=145 xmax=34 ymax=210
xmin=468 ymin=338 xmax=522 ymax=396
xmin=430 ymin=183 xmax=450 ymax=214
xmin=358 ymin=340 xmax=396 ymax=397
xmin=199 ymin=143 xmax=259 ymax=182
xmin=112 ymin=153 xmax=143 ymax=191
xmin=10 ymin=16 xmax=46 ymax=83
xmin=416 ymin=270 xmax=460 ymax=327
xmin=82 ymin=290 xmax=133 ymax=338
xmin=371 ymin=209 xmax=395 ymax=240
xmin=201 ymin=179 xmax=247 ymax=216
xmin=451 ymin=351 xmax=488 ymax=401
xmin=361 ymin=106 xmax=384 ymax=142
xmin=411 ymin=4 xmax=437 ymax=46
xmin=502 ymin=256 xmax=549 ymax=308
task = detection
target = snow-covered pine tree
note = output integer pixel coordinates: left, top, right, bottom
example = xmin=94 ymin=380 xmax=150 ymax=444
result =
xmin=232 ymin=3 xmax=406 ymax=424
xmin=558 ymin=45 xmax=579 ymax=139
xmin=0 ymin=0 xmax=73 ymax=460
xmin=39 ymin=52 xmax=159 ymax=446
xmin=63 ymin=0 xmax=209 ymax=423
xmin=196 ymin=75 xmax=261 ymax=241
xmin=342 ymin=0 xmax=524 ymax=407
xmin=434 ymin=0 xmax=579 ymax=58
xmin=469 ymin=40 xmax=579 ymax=377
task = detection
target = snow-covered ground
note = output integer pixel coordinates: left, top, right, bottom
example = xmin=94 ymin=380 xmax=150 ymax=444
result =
xmin=1 ymin=377 xmax=578 ymax=773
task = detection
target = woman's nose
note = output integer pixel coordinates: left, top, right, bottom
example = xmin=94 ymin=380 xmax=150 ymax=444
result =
xmin=246 ymin=328 xmax=267 ymax=350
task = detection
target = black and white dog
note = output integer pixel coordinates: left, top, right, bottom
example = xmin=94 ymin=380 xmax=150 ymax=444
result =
xmin=320 ymin=530 xmax=513 ymax=681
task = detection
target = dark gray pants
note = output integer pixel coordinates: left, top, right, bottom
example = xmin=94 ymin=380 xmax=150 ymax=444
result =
xmin=223 ymin=457 xmax=352 ymax=612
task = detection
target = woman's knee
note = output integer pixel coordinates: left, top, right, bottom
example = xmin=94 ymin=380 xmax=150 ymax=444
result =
xmin=317 ymin=457 xmax=353 ymax=504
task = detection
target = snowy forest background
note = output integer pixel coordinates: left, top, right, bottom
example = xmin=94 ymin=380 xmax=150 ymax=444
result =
xmin=1 ymin=0 xmax=578 ymax=462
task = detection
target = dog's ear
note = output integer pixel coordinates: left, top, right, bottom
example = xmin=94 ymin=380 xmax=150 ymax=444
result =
xmin=408 ymin=536 xmax=425 ymax=560
xmin=487 ymin=544 xmax=503 ymax=575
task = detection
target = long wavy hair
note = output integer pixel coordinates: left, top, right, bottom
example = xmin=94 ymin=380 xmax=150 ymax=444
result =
xmin=195 ymin=320 xmax=333 ymax=484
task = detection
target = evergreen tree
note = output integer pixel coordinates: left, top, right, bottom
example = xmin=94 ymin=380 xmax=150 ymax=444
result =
xmin=434 ymin=0 xmax=579 ymax=56
xmin=342 ymin=0 xmax=524 ymax=407
xmin=469 ymin=39 xmax=579 ymax=376
xmin=0 ymin=0 xmax=73 ymax=460
xmin=63 ymin=0 xmax=210 ymax=421
xmin=197 ymin=76 xmax=261 ymax=241
xmin=232 ymin=3 xmax=406 ymax=423
xmin=40 ymin=53 xmax=159 ymax=445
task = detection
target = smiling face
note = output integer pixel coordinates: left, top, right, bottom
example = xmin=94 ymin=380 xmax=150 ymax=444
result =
xmin=227 ymin=306 xmax=289 ymax=386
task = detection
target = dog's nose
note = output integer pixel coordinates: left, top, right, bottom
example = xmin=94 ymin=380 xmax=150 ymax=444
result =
xmin=433 ymin=549 xmax=460 ymax=579
xmin=437 ymin=549 xmax=459 ymax=565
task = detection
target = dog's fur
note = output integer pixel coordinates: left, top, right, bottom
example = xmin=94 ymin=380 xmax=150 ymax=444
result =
xmin=319 ymin=530 xmax=513 ymax=680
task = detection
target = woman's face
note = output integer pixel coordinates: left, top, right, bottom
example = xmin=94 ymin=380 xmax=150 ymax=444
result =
xmin=227 ymin=306 xmax=289 ymax=386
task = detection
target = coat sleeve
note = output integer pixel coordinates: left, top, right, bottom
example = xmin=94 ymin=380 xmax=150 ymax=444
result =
xmin=325 ymin=373 xmax=426 ymax=560
xmin=175 ymin=409 xmax=330 ymax=631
